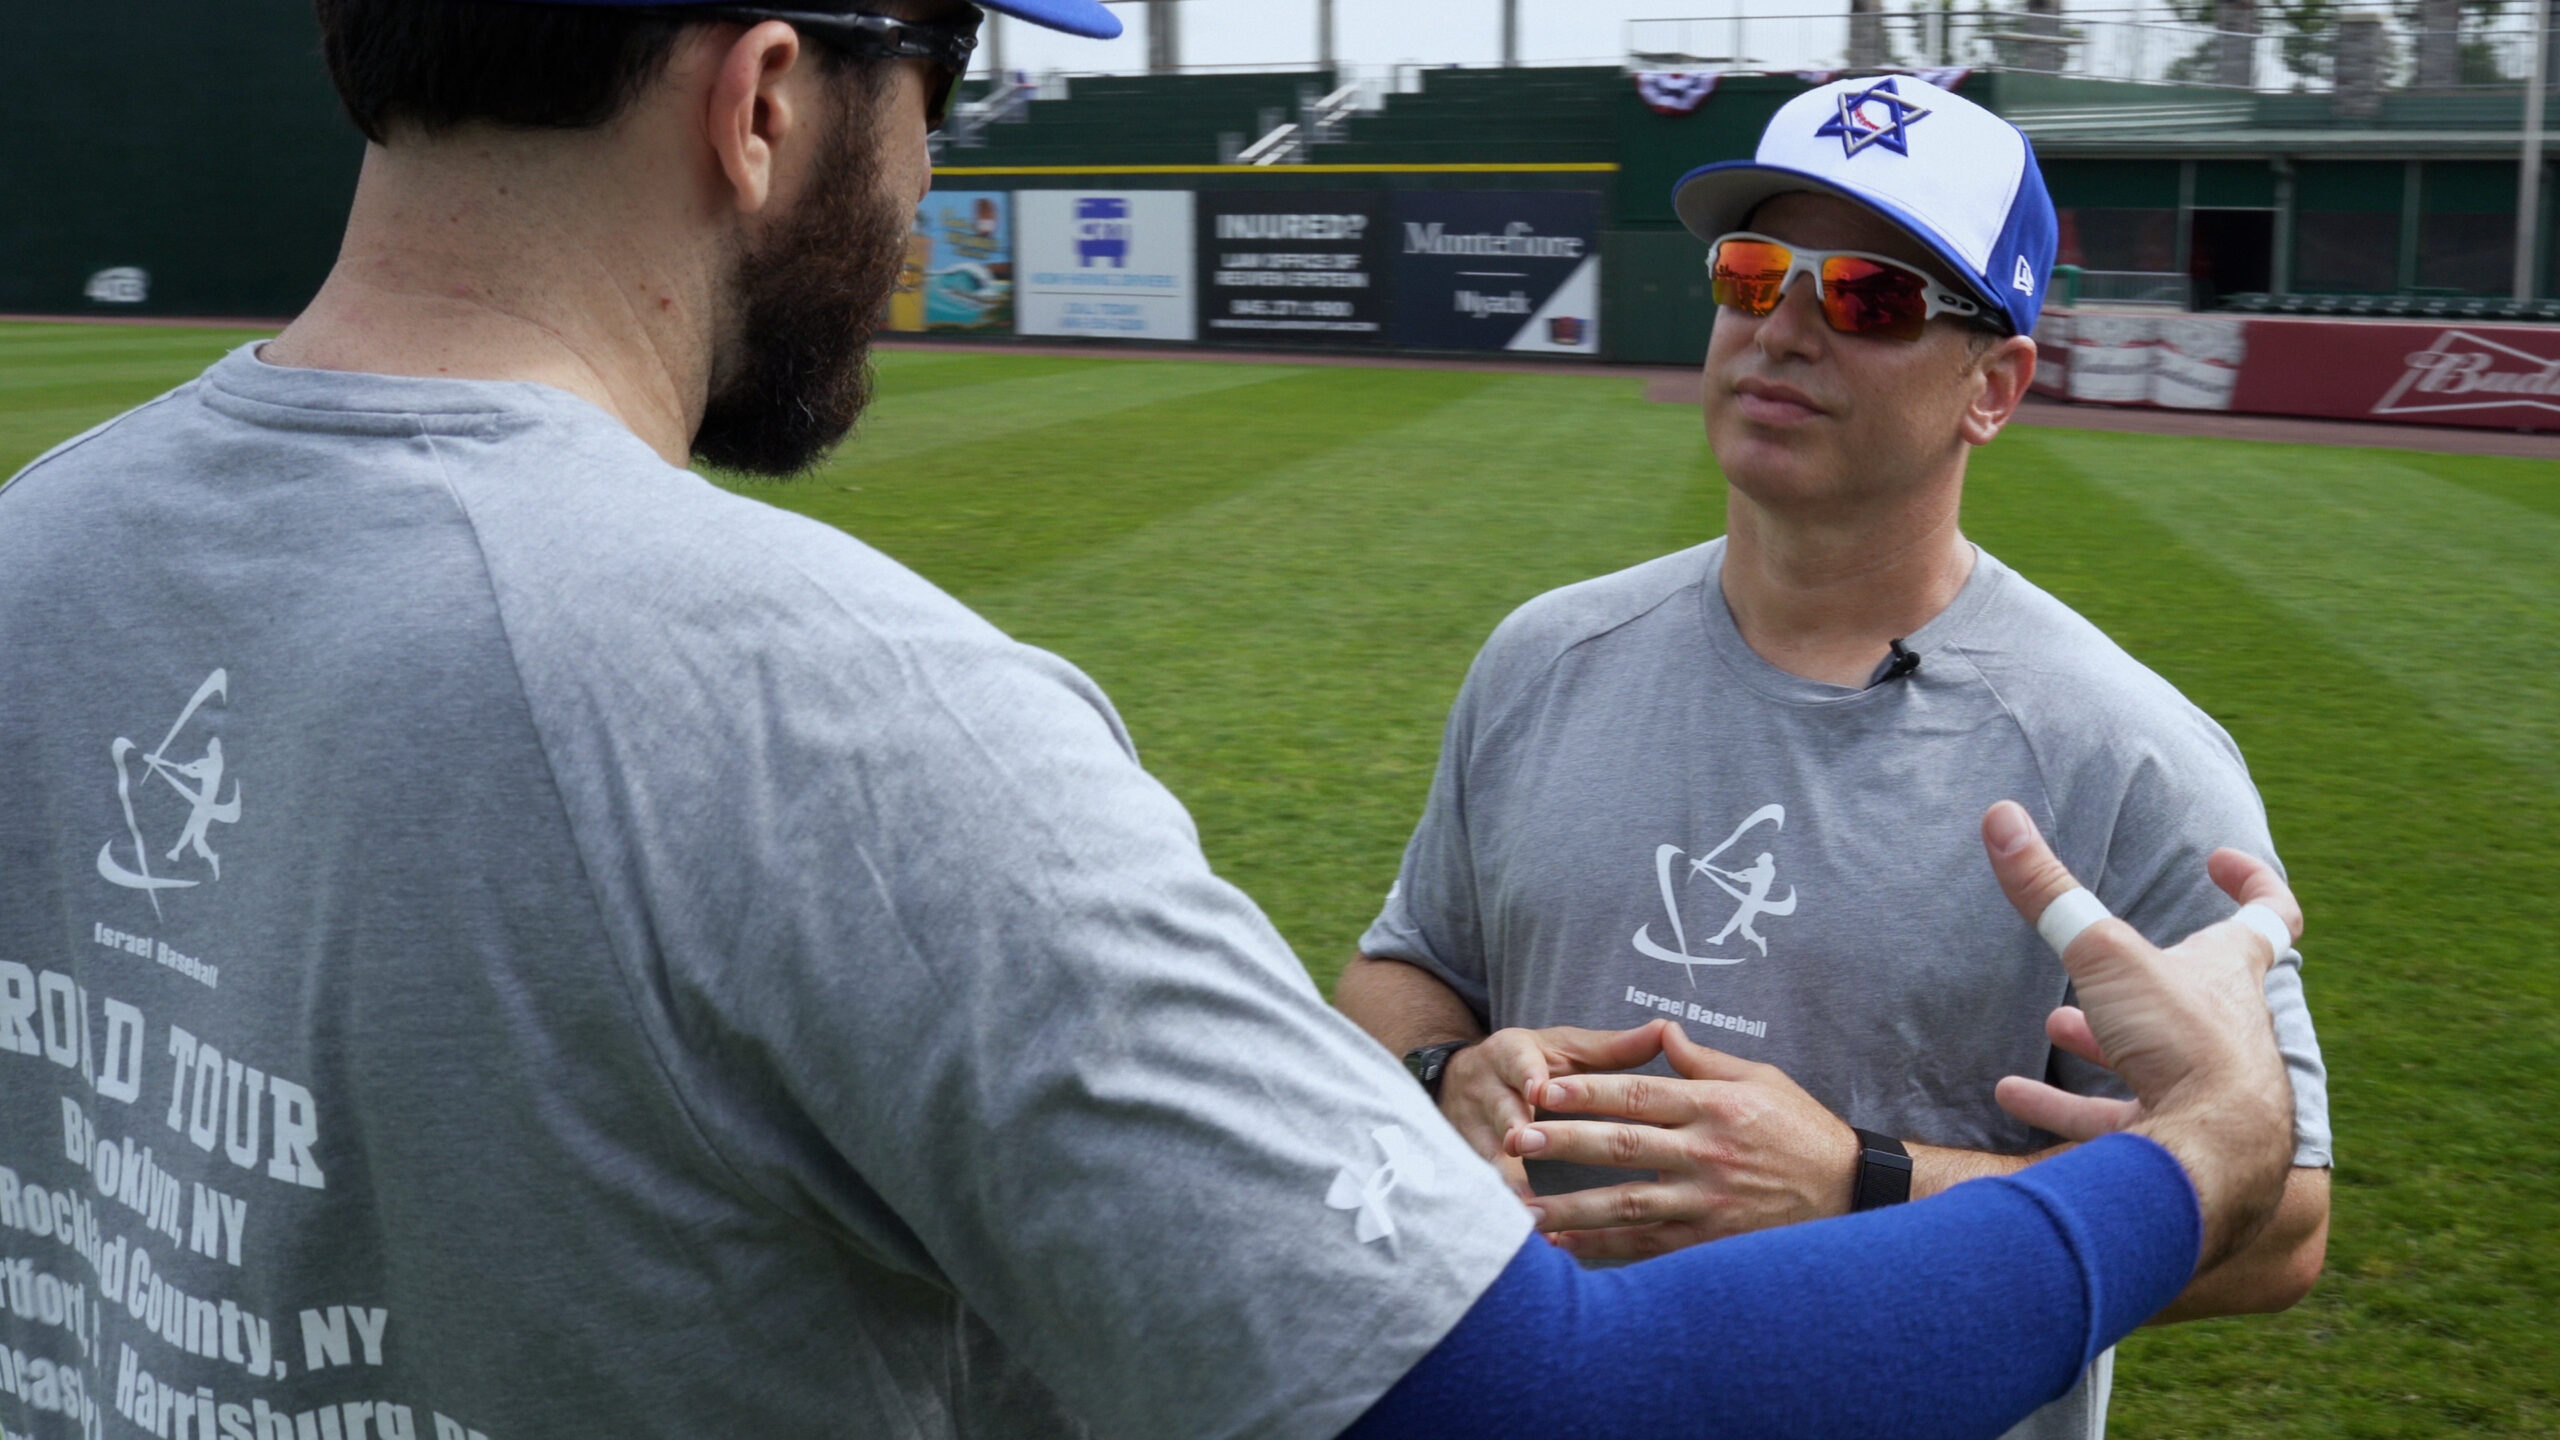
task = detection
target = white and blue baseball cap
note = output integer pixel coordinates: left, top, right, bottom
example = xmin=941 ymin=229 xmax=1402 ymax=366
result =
xmin=543 ymin=0 xmax=1123 ymax=40
xmin=1673 ymin=76 xmax=2057 ymax=335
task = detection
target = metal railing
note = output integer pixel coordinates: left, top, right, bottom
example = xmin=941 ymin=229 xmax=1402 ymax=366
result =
xmin=1223 ymin=80 xmax=1377 ymax=165
xmin=932 ymin=74 xmax=1036 ymax=153
xmin=1626 ymin=8 xmax=2559 ymax=95
xmin=962 ymin=6 xmax=2551 ymax=100
xmin=2055 ymin=267 xmax=2195 ymax=308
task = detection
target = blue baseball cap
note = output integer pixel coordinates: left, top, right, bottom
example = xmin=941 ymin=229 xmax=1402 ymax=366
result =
xmin=541 ymin=0 xmax=1123 ymax=40
xmin=1672 ymin=75 xmax=2056 ymax=335
xmin=933 ymin=0 xmax=1123 ymax=38
xmin=975 ymin=0 xmax=1119 ymax=37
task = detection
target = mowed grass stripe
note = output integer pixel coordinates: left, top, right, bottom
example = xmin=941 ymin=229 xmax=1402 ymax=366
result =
xmin=859 ymin=349 xmax=1126 ymax=399
xmin=0 ymin=359 xmax=229 ymax=397
xmin=746 ymin=365 xmax=1506 ymax=598
xmin=957 ymin=371 xmax=1718 ymax=988
xmin=1970 ymin=428 xmax=2556 ymax=1439
xmin=2042 ymin=431 xmax=2560 ymax=791
xmin=0 ymin=326 xmax=263 ymax=476
xmin=810 ymin=352 xmax=1303 ymax=473
xmin=0 ymin=324 xmax=266 ymax=357
xmin=2394 ymin=449 xmax=2560 ymax=523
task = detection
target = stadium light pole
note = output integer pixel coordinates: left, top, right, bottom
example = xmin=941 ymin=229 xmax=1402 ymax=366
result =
xmin=1146 ymin=0 xmax=1179 ymax=74
xmin=1319 ymin=0 xmax=1335 ymax=68
xmin=2519 ymin=0 xmax=2550 ymax=301
xmin=1502 ymin=0 xmax=1520 ymax=66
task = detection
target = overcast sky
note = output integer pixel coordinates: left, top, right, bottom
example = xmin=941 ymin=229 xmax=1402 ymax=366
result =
xmin=980 ymin=1 xmax=1852 ymax=77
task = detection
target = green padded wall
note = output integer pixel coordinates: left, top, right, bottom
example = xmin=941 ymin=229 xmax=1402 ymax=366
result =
xmin=1614 ymin=75 xmax=1805 ymax=230
xmin=2295 ymin=162 xmax=2403 ymax=213
xmin=2043 ymin=160 xmax=2181 ymax=211
xmin=1601 ymin=229 xmax=1714 ymax=366
xmin=1 ymin=0 xmax=360 ymax=318
xmin=2194 ymin=161 xmax=2278 ymax=209
xmin=2425 ymin=161 xmax=2518 ymax=214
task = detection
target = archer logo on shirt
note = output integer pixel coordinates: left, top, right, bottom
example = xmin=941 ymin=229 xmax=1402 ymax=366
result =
xmin=1326 ymin=1124 xmax=1436 ymax=1245
xmin=96 ymin=669 xmax=241 ymax=918
xmin=1630 ymin=802 xmax=1798 ymax=983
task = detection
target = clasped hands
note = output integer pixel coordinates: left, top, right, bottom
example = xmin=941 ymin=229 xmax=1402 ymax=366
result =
xmin=1437 ymin=1015 xmax=1859 ymax=1261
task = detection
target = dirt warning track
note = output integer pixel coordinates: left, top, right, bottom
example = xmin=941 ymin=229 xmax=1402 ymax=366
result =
xmin=881 ymin=336 xmax=2560 ymax=460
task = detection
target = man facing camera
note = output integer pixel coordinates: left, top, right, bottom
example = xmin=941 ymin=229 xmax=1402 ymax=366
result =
xmin=1339 ymin=75 xmax=2332 ymax=1440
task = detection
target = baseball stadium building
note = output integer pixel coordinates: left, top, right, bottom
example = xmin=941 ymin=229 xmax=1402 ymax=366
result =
xmin=9 ymin=3 xmax=2558 ymax=425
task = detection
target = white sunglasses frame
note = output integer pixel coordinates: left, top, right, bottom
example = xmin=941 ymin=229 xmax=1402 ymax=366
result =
xmin=1707 ymin=232 xmax=1987 ymax=334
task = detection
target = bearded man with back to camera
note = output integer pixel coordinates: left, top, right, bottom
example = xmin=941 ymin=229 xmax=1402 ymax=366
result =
xmin=1340 ymin=77 xmax=2334 ymax=1440
xmin=2 ymin=10 xmax=2309 ymax=1438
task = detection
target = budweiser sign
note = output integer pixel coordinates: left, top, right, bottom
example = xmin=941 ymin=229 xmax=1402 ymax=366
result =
xmin=2371 ymin=328 xmax=2560 ymax=417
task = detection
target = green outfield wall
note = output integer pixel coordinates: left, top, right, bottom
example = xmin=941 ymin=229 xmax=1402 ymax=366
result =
xmin=1 ymin=0 xmax=359 ymax=318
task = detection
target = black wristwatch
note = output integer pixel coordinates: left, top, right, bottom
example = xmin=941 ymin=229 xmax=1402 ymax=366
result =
xmin=1402 ymin=1041 xmax=1473 ymax=1102
xmin=1850 ymin=1128 xmax=1914 ymax=1212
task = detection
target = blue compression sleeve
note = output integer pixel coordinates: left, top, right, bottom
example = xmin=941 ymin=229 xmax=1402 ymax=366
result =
xmin=1344 ymin=1133 xmax=2200 ymax=1440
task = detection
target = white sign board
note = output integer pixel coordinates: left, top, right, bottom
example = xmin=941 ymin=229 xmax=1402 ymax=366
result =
xmin=1017 ymin=190 xmax=1197 ymax=341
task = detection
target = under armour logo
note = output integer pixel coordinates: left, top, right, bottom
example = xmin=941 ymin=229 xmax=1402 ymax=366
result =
xmin=97 ymin=669 xmax=241 ymax=918
xmin=1632 ymin=803 xmax=1799 ymax=984
xmin=1813 ymin=78 xmax=1931 ymax=159
xmin=1327 ymin=1124 xmax=1436 ymax=1244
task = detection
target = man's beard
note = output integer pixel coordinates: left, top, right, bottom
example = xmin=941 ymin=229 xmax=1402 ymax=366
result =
xmin=693 ymin=83 xmax=910 ymax=478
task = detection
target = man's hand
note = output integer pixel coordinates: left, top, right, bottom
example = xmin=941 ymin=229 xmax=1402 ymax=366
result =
xmin=1505 ymin=1028 xmax=1859 ymax=1259
xmin=1438 ymin=1024 xmax=1672 ymax=1199
xmin=1981 ymin=801 xmax=2297 ymax=1272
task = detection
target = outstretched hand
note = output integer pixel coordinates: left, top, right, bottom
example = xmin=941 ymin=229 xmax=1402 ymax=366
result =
xmin=1980 ymin=801 xmax=2298 ymax=1271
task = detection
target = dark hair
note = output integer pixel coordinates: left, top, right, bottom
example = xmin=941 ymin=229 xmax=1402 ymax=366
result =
xmin=313 ymin=0 xmax=704 ymax=144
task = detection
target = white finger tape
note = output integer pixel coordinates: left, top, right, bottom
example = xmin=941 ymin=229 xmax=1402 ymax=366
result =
xmin=2235 ymin=902 xmax=2293 ymax=960
xmin=2035 ymin=886 xmax=2112 ymax=957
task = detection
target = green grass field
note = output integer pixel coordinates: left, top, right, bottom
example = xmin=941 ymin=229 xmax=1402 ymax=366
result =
xmin=5 ymin=322 xmax=2554 ymax=1438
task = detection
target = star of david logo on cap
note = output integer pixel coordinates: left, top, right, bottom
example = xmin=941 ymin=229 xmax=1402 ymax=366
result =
xmin=1814 ymin=77 xmax=1932 ymax=158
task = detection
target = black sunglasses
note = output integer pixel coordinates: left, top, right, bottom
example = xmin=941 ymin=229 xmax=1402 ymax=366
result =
xmin=703 ymin=6 xmax=983 ymax=131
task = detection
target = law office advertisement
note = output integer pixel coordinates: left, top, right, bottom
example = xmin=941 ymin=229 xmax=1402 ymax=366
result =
xmin=887 ymin=190 xmax=1013 ymax=334
xmin=1017 ymin=190 xmax=1198 ymax=341
xmin=1389 ymin=190 xmax=1603 ymax=356
xmin=1196 ymin=190 xmax=1391 ymax=345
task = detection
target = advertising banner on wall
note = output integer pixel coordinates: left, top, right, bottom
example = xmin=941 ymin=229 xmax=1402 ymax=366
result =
xmin=2034 ymin=312 xmax=2560 ymax=431
xmin=2039 ymin=313 xmax=2247 ymax=409
xmin=2232 ymin=317 xmax=2560 ymax=429
xmin=1388 ymin=190 xmax=1602 ymax=356
xmin=887 ymin=191 xmax=1013 ymax=334
xmin=1196 ymin=191 xmax=1390 ymax=345
xmin=1016 ymin=190 xmax=1197 ymax=341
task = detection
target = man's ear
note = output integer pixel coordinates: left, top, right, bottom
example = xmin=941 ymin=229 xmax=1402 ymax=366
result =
xmin=704 ymin=20 xmax=809 ymax=215
xmin=1958 ymin=334 xmax=2038 ymax=447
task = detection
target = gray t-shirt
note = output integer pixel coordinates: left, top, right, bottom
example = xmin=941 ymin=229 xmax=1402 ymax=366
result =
xmin=0 ymin=346 xmax=1529 ymax=1440
xmin=1360 ymin=538 xmax=2331 ymax=1440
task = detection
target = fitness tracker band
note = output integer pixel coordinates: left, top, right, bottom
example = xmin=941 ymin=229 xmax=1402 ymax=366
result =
xmin=1403 ymin=1041 xmax=1473 ymax=1102
xmin=1850 ymin=1128 xmax=1913 ymax=1212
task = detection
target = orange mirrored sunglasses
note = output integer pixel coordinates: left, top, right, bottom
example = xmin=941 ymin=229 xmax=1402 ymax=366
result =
xmin=1708 ymin=233 xmax=1988 ymax=343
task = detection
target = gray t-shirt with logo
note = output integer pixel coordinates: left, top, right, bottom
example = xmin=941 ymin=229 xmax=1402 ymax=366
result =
xmin=1359 ymin=538 xmax=2331 ymax=1440
xmin=0 ymin=347 xmax=1530 ymax=1440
